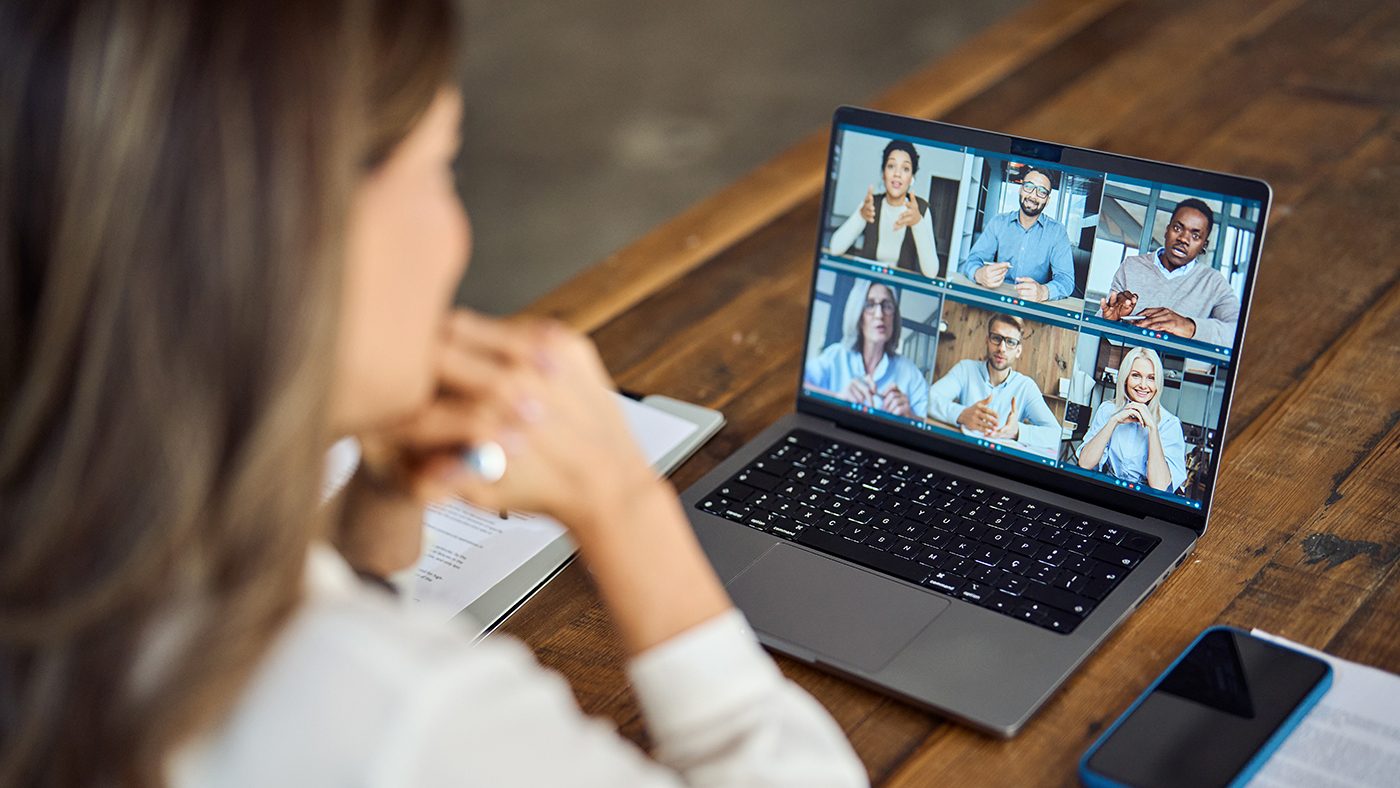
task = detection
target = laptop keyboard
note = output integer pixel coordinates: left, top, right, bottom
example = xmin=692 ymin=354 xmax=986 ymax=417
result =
xmin=696 ymin=430 xmax=1160 ymax=635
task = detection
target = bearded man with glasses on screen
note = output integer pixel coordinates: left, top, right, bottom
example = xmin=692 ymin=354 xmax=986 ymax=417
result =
xmin=926 ymin=313 xmax=1060 ymax=455
xmin=959 ymin=168 xmax=1076 ymax=303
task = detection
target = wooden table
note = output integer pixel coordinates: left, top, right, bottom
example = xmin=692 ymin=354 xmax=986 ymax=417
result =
xmin=504 ymin=0 xmax=1400 ymax=783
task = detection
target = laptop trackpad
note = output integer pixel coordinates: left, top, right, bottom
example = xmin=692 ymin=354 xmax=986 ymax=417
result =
xmin=726 ymin=544 xmax=949 ymax=673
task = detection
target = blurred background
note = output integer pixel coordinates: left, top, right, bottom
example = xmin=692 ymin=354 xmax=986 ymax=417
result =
xmin=452 ymin=0 xmax=1027 ymax=314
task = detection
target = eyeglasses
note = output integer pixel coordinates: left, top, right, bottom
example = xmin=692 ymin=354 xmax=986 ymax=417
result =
xmin=987 ymin=332 xmax=1022 ymax=348
xmin=863 ymin=299 xmax=897 ymax=314
xmin=1020 ymin=182 xmax=1050 ymax=198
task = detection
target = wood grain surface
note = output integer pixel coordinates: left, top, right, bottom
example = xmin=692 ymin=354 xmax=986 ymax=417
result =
xmin=503 ymin=0 xmax=1400 ymax=784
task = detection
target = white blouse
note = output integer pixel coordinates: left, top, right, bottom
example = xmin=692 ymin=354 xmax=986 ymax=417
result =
xmin=169 ymin=545 xmax=868 ymax=787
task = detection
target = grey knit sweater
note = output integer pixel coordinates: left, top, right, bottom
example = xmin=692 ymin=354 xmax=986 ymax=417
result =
xmin=1102 ymin=251 xmax=1241 ymax=346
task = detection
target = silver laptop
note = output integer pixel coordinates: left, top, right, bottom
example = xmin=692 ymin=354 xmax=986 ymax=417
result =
xmin=681 ymin=106 xmax=1269 ymax=737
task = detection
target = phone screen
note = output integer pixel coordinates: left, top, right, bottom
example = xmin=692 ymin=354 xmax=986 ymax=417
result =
xmin=1084 ymin=629 xmax=1329 ymax=787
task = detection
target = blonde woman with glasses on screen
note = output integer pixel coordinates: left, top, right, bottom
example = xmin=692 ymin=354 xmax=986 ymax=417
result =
xmin=1077 ymin=347 xmax=1188 ymax=493
xmin=803 ymin=280 xmax=929 ymax=419
xmin=0 ymin=2 xmax=864 ymax=785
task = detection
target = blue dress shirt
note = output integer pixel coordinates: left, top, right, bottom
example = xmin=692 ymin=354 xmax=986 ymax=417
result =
xmin=926 ymin=359 xmax=1060 ymax=453
xmin=1082 ymin=400 xmax=1188 ymax=492
xmin=804 ymin=343 xmax=929 ymax=418
xmin=959 ymin=210 xmax=1076 ymax=300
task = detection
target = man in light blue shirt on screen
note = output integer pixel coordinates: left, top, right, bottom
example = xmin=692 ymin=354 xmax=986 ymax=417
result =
xmin=958 ymin=168 xmax=1076 ymax=302
xmin=926 ymin=313 xmax=1061 ymax=455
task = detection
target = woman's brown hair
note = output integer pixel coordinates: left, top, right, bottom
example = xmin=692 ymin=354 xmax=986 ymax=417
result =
xmin=0 ymin=1 xmax=456 ymax=784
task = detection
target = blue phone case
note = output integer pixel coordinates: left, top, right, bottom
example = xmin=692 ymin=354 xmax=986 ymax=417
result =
xmin=1078 ymin=625 xmax=1333 ymax=788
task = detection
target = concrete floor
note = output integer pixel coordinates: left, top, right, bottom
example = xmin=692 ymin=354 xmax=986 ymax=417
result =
xmin=453 ymin=0 xmax=1026 ymax=314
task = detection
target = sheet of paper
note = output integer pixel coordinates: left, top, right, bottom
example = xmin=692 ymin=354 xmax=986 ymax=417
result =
xmin=406 ymin=393 xmax=700 ymax=620
xmin=1248 ymin=629 xmax=1400 ymax=787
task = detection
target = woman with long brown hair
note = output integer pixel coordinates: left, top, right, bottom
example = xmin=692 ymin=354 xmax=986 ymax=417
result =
xmin=0 ymin=1 xmax=864 ymax=785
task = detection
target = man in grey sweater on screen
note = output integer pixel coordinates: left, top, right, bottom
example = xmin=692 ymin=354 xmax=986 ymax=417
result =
xmin=1098 ymin=198 xmax=1241 ymax=346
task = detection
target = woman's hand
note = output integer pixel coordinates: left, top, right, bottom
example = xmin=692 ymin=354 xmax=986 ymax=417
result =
xmin=1124 ymin=401 xmax=1157 ymax=431
xmin=892 ymin=192 xmax=922 ymax=229
xmin=843 ymin=376 xmax=877 ymax=407
xmin=859 ymin=185 xmax=876 ymax=223
xmin=331 ymin=311 xmax=561 ymax=575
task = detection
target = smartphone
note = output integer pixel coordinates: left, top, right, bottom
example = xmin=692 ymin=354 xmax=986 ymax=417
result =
xmin=1079 ymin=626 xmax=1331 ymax=788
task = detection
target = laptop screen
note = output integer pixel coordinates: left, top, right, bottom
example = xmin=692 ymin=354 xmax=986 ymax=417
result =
xmin=800 ymin=111 xmax=1266 ymax=516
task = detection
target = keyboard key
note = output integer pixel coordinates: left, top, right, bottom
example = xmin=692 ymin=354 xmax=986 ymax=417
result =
xmin=982 ymin=530 xmax=1014 ymax=549
xmin=769 ymin=521 xmax=802 ymax=539
xmin=973 ymin=546 xmax=1006 ymax=566
xmin=840 ymin=523 xmax=873 ymax=543
xmin=1010 ymin=519 xmax=1042 ymax=539
xmin=1009 ymin=538 xmax=1039 ymax=557
xmin=923 ymin=572 xmax=963 ymax=595
xmin=890 ymin=539 xmax=921 ymax=560
xmin=735 ymin=469 xmax=781 ymax=491
xmin=960 ymin=582 xmax=993 ymax=604
xmin=967 ymin=565 xmax=1003 ymax=585
xmin=1042 ymin=528 xmax=1071 ymax=547
xmin=1035 ymin=545 xmax=1067 ymax=566
xmin=1094 ymin=524 xmax=1126 ymax=544
xmin=1090 ymin=541 xmax=1142 ymax=569
xmin=832 ymin=482 xmax=861 ymax=500
xmin=846 ymin=507 xmax=874 ymax=524
xmin=871 ymin=513 xmax=900 ymax=531
xmin=949 ymin=538 xmax=977 ymax=557
xmin=1016 ymin=501 xmax=1044 ymax=520
xmin=1014 ymin=601 xmax=1049 ymax=625
xmin=1052 ymin=573 xmax=1089 ymax=594
xmin=1087 ymin=561 xmax=1124 ymax=583
xmin=955 ymin=520 xmax=987 ymax=539
xmin=697 ymin=496 xmax=729 ymax=514
xmin=1001 ymin=555 xmax=1033 ymax=575
xmin=1122 ymin=532 xmax=1158 ymax=554
xmin=1082 ymin=577 xmax=1115 ymax=600
xmin=1064 ymin=536 xmax=1095 ymax=555
xmin=989 ymin=493 xmax=1018 ymax=511
xmin=1067 ymin=518 xmax=1098 ymax=537
xmin=982 ymin=592 xmax=1019 ymax=614
xmin=996 ymin=575 xmax=1028 ymax=596
xmin=868 ymin=532 xmax=897 ymax=552
xmin=716 ymin=483 xmax=757 ymax=502
xmin=916 ymin=548 xmax=945 ymax=567
xmin=823 ymin=499 xmax=850 ymax=516
xmin=1043 ymin=611 xmax=1079 ymax=634
xmin=895 ymin=520 xmax=929 ymax=541
xmin=1024 ymin=583 xmax=1096 ymax=618
xmin=723 ymin=505 xmax=752 ymax=523
xmin=921 ymin=530 xmax=953 ymax=550
xmin=1064 ymin=555 xmax=1096 ymax=575
xmin=1042 ymin=509 xmax=1070 ymax=527
xmin=1026 ymin=564 xmax=1060 ymax=584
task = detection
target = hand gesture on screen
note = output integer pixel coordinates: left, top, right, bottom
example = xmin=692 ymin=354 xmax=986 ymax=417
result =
xmin=1099 ymin=290 xmax=1138 ymax=321
xmin=879 ymin=383 xmax=913 ymax=417
xmin=1124 ymin=401 xmax=1157 ymax=431
xmin=974 ymin=262 xmax=1011 ymax=288
xmin=859 ymin=185 xmax=876 ymax=223
xmin=957 ymin=394 xmax=1000 ymax=433
xmin=986 ymin=396 xmax=1020 ymax=439
xmin=844 ymin=375 xmax=878 ymax=407
xmin=1012 ymin=277 xmax=1049 ymax=302
xmin=1137 ymin=306 xmax=1196 ymax=338
xmin=892 ymin=192 xmax=922 ymax=230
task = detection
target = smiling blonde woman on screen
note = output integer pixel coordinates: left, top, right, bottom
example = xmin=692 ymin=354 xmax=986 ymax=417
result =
xmin=1076 ymin=347 xmax=1188 ymax=493
xmin=0 ymin=2 xmax=864 ymax=785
